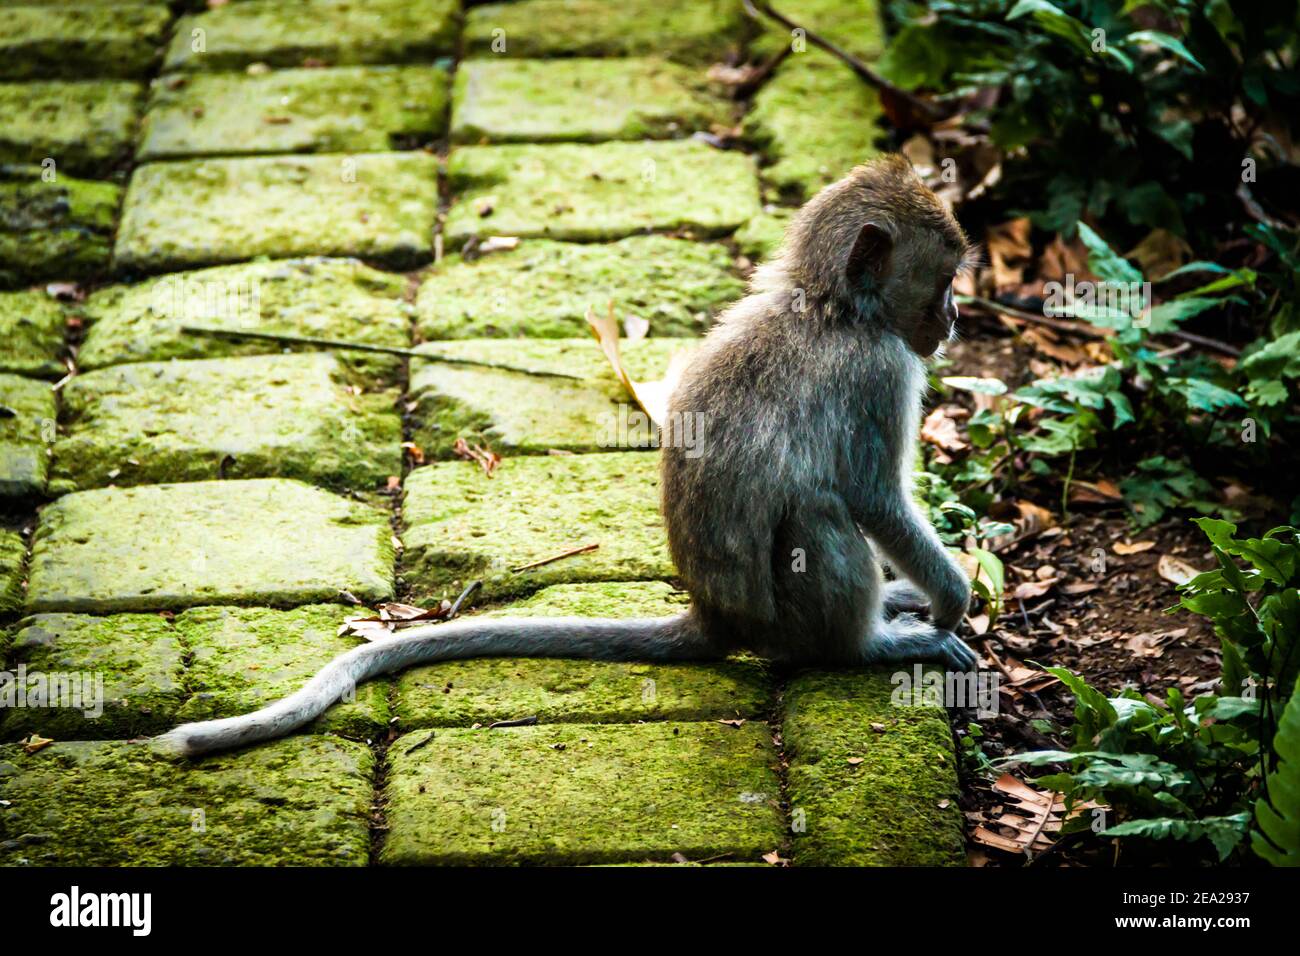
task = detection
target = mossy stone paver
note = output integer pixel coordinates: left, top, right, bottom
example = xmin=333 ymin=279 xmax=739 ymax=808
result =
xmin=464 ymin=0 xmax=745 ymax=64
xmin=139 ymin=66 xmax=450 ymax=161
xmin=77 ymin=257 xmax=411 ymax=372
xmin=165 ymin=0 xmax=459 ymax=73
xmin=51 ymin=353 xmax=401 ymax=493
xmin=402 ymin=452 xmax=669 ymax=604
xmin=742 ymin=53 xmax=884 ymax=200
xmin=173 ymin=604 xmax=389 ymax=741
xmin=0 ymin=735 xmax=373 ymax=865
xmin=444 ymin=141 xmax=760 ymax=244
xmin=409 ymin=337 xmax=695 ymax=458
xmin=382 ymin=721 xmax=782 ymax=865
xmin=0 ymin=80 xmax=143 ymax=178
xmin=0 ymin=530 xmax=24 ymax=614
xmin=749 ymin=0 xmax=886 ymax=62
xmin=0 ymin=291 xmax=65 ymax=379
xmin=0 ymin=374 xmax=54 ymax=499
xmin=0 ymin=166 xmax=120 ymax=288
xmin=394 ymin=581 xmax=770 ymax=729
xmin=26 ymin=478 xmax=394 ymax=613
xmin=0 ymin=3 xmax=171 ymax=80
xmin=114 ymin=152 xmax=439 ymax=274
xmin=416 ymin=236 xmax=741 ymax=339
xmin=783 ymin=669 xmax=965 ymax=866
xmin=452 ymin=58 xmax=730 ymax=144
xmin=736 ymin=207 xmax=794 ymax=262
xmin=0 ymin=612 xmax=185 ymax=741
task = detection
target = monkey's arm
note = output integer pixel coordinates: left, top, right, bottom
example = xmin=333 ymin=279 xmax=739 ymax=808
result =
xmin=856 ymin=499 xmax=970 ymax=630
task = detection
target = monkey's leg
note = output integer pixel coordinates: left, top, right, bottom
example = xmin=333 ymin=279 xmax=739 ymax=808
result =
xmin=881 ymin=578 xmax=930 ymax=615
xmin=861 ymin=612 xmax=977 ymax=671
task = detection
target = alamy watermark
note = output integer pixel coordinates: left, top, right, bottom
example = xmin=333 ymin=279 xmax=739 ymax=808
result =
xmin=1043 ymin=274 xmax=1152 ymax=328
xmin=598 ymin=405 xmax=706 ymax=458
xmin=891 ymin=663 xmax=999 ymax=717
xmin=0 ymin=665 xmax=104 ymax=718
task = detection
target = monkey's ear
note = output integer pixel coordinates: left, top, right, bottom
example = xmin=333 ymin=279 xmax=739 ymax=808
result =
xmin=845 ymin=222 xmax=892 ymax=285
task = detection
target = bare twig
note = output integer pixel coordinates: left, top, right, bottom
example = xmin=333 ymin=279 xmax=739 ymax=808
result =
xmin=511 ymin=542 xmax=599 ymax=573
xmin=180 ymin=326 xmax=585 ymax=379
xmin=487 ymin=716 xmax=539 ymax=729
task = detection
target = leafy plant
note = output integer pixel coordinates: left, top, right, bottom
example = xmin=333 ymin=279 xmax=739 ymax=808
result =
xmin=1005 ymin=518 xmax=1300 ymax=863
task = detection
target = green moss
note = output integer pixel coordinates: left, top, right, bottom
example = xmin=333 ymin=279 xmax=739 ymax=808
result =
xmin=166 ymin=0 xmax=458 ymax=72
xmin=173 ymin=604 xmax=389 ymax=740
xmin=0 ymin=3 xmax=171 ymax=80
xmin=401 ymin=452 xmax=670 ymax=605
xmin=735 ymin=207 xmax=794 ymax=262
xmin=749 ymin=0 xmax=885 ymax=62
xmin=0 ymin=611 xmax=185 ymax=740
xmin=382 ymin=721 xmax=782 ymax=865
xmin=0 ymin=373 xmax=54 ymax=499
xmin=113 ymin=152 xmax=439 ymax=274
xmin=452 ymin=58 xmax=731 ymax=144
xmin=51 ymin=353 xmax=401 ymax=494
xmin=742 ymin=53 xmax=884 ymax=200
xmin=0 ymin=735 xmax=373 ymax=865
xmin=394 ymin=581 xmax=771 ymax=728
xmin=0 ymin=291 xmax=65 ymax=379
xmin=26 ymin=478 xmax=394 ymax=613
xmin=464 ymin=0 xmax=746 ymax=64
xmin=139 ymin=65 xmax=449 ymax=161
xmin=0 ymin=166 xmax=120 ymax=288
xmin=444 ymin=141 xmax=761 ymax=244
xmin=77 ymin=257 xmax=411 ymax=377
xmin=0 ymin=530 xmax=24 ymax=614
xmin=409 ymin=337 xmax=697 ymax=458
xmin=416 ymin=236 xmax=741 ymax=339
xmin=0 ymin=80 xmax=143 ymax=178
xmin=782 ymin=669 xmax=965 ymax=866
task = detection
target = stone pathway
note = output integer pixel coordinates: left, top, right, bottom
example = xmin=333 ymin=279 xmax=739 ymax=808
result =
xmin=0 ymin=0 xmax=963 ymax=866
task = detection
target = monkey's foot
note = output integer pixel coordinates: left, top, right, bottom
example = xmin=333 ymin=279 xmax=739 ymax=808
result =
xmin=881 ymin=579 xmax=930 ymax=615
xmin=863 ymin=615 xmax=978 ymax=671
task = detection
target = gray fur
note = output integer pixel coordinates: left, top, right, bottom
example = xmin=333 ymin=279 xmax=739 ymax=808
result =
xmin=154 ymin=156 xmax=976 ymax=758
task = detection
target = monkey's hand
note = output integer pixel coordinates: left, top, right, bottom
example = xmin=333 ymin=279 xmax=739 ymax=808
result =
xmin=929 ymin=558 xmax=972 ymax=632
xmin=864 ymin=613 xmax=977 ymax=671
xmin=882 ymin=579 xmax=930 ymax=615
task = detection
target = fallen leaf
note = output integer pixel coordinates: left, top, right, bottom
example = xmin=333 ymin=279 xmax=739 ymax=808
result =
xmin=921 ymin=405 xmax=968 ymax=452
xmin=762 ymin=850 xmax=789 ymax=866
xmin=1157 ymin=553 xmax=1201 ymax=585
xmin=478 ymin=235 xmax=519 ymax=255
xmin=1125 ymin=228 xmax=1191 ymax=281
xmin=717 ymin=718 xmax=746 ymax=729
xmin=586 ymin=301 xmax=676 ymax=425
xmin=1012 ymin=579 xmax=1056 ymax=600
xmin=986 ymin=218 xmax=1033 ymax=291
xmin=21 ymin=734 xmax=54 ymax=754
xmin=452 ymin=437 xmax=501 ymax=478
xmin=847 ymin=756 xmax=864 ymax=766
xmin=1113 ymin=540 xmax=1155 ymax=555
xmin=970 ymin=773 xmax=1099 ymax=858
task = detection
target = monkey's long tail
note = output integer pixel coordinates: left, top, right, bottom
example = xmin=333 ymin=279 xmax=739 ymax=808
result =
xmin=152 ymin=613 xmax=710 ymax=757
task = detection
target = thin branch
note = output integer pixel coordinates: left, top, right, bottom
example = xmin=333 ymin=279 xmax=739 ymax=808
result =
xmin=510 ymin=542 xmax=599 ymax=573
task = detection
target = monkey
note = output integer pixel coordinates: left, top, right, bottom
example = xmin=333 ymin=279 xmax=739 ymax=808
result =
xmin=154 ymin=154 xmax=978 ymax=757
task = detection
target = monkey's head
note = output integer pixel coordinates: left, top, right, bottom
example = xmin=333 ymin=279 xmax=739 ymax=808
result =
xmin=767 ymin=154 xmax=973 ymax=357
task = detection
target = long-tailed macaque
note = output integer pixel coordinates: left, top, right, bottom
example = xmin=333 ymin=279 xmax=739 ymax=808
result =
xmin=156 ymin=155 xmax=977 ymax=757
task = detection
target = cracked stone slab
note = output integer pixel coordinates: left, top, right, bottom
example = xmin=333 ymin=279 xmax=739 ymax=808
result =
xmin=464 ymin=0 xmax=745 ymax=64
xmin=0 ymin=735 xmax=373 ymax=865
xmin=409 ymin=337 xmax=697 ymax=459
xmin=0 ymin=374 xmax=54 ymax=499
xmin=749 ymin=0 xmax=885 ymax=62
xmin=139 ymin=65 xmax=449 ymax=161
xmin=742 ymin=53 xmax=884 ymax=200
xmin=1 ymin=166 xmax=120 ymax=288
xmin=452 ymin=58 xmax=730 ymax=144
xmin=444 ymin=141 xmax=760 ymax=244
xmin=0 ymin=80 xmax=143 ymax=178
xmin=51 ymin=352 xmax=401 ymax=494
xmin=401 ymin=451 xmax=670 ymax=604
xmin=735 ymin=207 xmax=794 ymax=263
xmin=114 ymin=152 xmax=439 ymax=274
xmin=77 ymin=257 xmax=411 ymax=373
xmin=783 ymin=669 xmax=965 ymax=866
xmin=0 ymin=290 xmax=65 ymax=379
xmin=393 ymin=581 xmax=771 ymax=729
xmin=0 ymin=530 xmax=24 ymax=614
xmin=165 ymin=0 xmax=459 ymax=72
xmin=0 ymin=611 xmax=185 ymax=741
xmin=415 ymin=236 xmax=741 ymax=339
xmin=26 ymin=478 xmax=394 ymax=613
xmin=0 ymin=3 xmax=171 ymax=80
xmin=382 ymin=721 xmax=783 ymax=865
xmin=173 ymin=604 xmax=389 ymax=741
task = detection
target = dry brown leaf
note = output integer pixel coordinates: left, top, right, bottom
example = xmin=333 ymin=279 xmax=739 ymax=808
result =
xmin=971 ymin=773 xmax=1097 ymax=858
xmin=762 ymin=850 xmax=790 ymax=866
xmin=1068 ymin=479 xmax=1123 ymax=503
xmin=401 ymin=441 xmax=425 ymax=465
xmin=1125 ymin=229 xmax=1192 ymax=281
xmin=585 ymin=301 xmax=683 ymax=426
xmin=1114 ymin=540 xmax=1156 ymax=555
xmin=921 ymin=405 xmax=968 ymax=453
xmin=1013 ymin=579 xmax=1057 ymax=600
xmin=21 ymin=734 xmax=55 ymax=754
xmin=986 ymin=218 xmax=1033 ymax=291
xmin=987 ymin=500 xmax=1056 ymax=551
xmin=1038 ymin=233 xmax=1094 ymax=283
xmin=453 ymin=437 xmax=501 ymax=478
xmin=1157 ymin=553 xmax=1201 ymax=586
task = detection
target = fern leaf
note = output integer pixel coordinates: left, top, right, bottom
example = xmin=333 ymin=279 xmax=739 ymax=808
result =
xmin=1253 ymin=690 xmax=1300 ymax=866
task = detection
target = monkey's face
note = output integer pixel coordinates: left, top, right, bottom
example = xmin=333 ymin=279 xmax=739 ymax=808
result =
xmin=906 ymin=269 xmax=960 ymax=358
